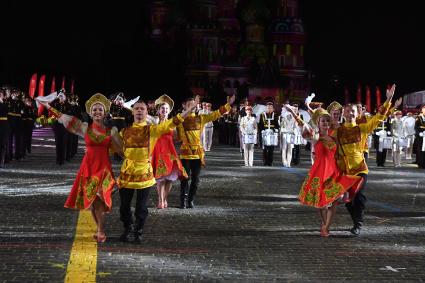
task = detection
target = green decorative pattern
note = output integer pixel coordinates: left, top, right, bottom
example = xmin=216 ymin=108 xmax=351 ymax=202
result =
xmin=85 ymin=176 xmax=99 ymax=201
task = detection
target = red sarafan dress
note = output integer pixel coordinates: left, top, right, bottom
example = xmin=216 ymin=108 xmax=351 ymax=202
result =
xmin=151 ymin=129 xmax=187 ymax=181
xmin=64 ymin=125 xmax=115 ymax=211
xmin=298 ymin=136 xmax=362 ymax=208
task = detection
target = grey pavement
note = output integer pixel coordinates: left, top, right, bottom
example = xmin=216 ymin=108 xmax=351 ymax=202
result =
xmin=1 ymin=127 xmax=425 ymax=282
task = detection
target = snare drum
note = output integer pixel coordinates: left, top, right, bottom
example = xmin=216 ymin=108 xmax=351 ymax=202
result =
xmin=398 ymin=137 xmax=408 ymax=148
xmin=382 ymin=137 xmax=393 ymax=149
xmin=262 ymin=130 xmax=279 ymax=146
xmin=243 ymin=133 xmax=257 ymax=144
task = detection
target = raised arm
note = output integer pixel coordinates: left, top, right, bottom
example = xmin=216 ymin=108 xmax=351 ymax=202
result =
xmin=39 ymin=101 xmax=87 ymax=137
xmin=200 ymin=94 xmax=235 ymax=125
xmin=360 ymin=84 xmax=397 ymax=134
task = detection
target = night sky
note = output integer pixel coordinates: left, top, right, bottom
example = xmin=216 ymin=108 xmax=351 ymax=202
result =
xmin=1 ymin=1 xmax=424 ymax=102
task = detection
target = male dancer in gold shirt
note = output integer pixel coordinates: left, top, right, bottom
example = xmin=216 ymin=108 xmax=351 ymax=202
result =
xmin=117 ymin=99 xmax=197 ymax=243
xmin=177 ymin=94 xmax=235 ymax=208
xmin=336 ymin=84 xmax=401 ymax=235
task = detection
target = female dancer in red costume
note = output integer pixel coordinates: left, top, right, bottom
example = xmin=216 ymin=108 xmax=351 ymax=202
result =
xmin=286 ymin=106 xmax=362 ymax=237
xmin=38 ymin=93 xmax=121 ymax=242
xmin=151 ymin=95 xmax=188 ymax=209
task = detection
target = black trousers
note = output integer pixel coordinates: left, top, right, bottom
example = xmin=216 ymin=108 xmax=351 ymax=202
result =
xmin=416 ymin=137 xmax=425 ymax=168
xmin=291 ymin=145 xmax=300 ymax=165
xmin=119 ymin=187 xmax=151 ymax=230
xmin=181 ymin=159 xmax=202 ymax=202
xmin=263 ymin=146 xmax=274 ymax=166
xmin=345 ymin=173 xmax=367 ymax=227
xmin=8 ymin=116 xmax=23 ymax=160
xmin=22 ymin=120 xmax=34 ymax=155
xmin=0 ymin=124 xmax=8 ymax=166
xmin=376 ymin=149 xmax=387 ymax=166
xmin=52 ymin=123 xmax=68 ymax=164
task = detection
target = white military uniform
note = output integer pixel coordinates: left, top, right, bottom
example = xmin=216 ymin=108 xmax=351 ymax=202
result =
xmin=403 ymin=115 xmax=416 ymax=159
xmin=199 ymin=109 xmax=214 ymax=151
xmin=391 ymin=117 xmax=405 ymax=167
xmin=279 ymin=113 xmax=297 ymax=167
xmin=240 ymin=115 xmax=257 ymax=166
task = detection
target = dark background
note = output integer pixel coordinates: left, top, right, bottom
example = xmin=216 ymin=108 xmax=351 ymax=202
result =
xmin=1 ymin=1 xmax=423 ymax=102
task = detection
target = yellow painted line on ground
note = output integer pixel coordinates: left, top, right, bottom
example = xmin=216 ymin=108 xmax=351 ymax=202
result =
xmin=65 ymin=210 xmax=98 ymax=283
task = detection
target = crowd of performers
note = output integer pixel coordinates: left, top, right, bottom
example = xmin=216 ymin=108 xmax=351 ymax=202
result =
xmin=3 ymin=83 xmax=425 ymax=241
xmin=215 ymin=95 xmax=425 ymax=170
xmin=36 ymin=92 xmax=235 ymax=243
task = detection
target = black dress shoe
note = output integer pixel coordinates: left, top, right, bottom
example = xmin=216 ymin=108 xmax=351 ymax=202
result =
xmin=134 ymin=229 xmax=143 ymax=244
xmin=349 ymin=226 xmax=361 ymax=235
xmin=119 ymin=225 xmax=133 ymax=242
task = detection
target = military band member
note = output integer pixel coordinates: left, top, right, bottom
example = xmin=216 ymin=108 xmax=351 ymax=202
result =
xmin=7 ymin=90 xmax=24 ymax=161
xmin=50 ymin=92 xmax=70 ymax=165
xmin=110 ymin=92 xmax=132 ymax=131
xmin=21 ymin=96 xmax=37 ymax=157
xmin=373 ymin=117 xmax=391 ymax=167
xmin=225 ymin=104 xmax=239 ymax=146
xmin=177 ymin=95 xmax=234 ymax=209
xmin=240 ymin=105 xmax=257 ymax=166
xmin=415 ymin=104 xmax=425 ymax=168
xmin=290 ymin=103 xmax=302 ymax=166
xmin=199 ymin=102 xmax=214 ymax=151
xmin=279 ymin=108 xmax=297 ymax=167
xmin=390 ymin=111 xmax=405 ymax=167
xmin=0 ymin=90 xmax=9 ymax=168
xmin=258 ymin=102 xmax=279 ymax=166
xmin=68 ymin=94 xmax=81 ymax=159
xmin=403 ymin=112 xmax=416 ymax=160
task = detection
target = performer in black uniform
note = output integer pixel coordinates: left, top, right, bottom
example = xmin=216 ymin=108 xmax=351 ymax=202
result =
xmin=7 ymin=90 xmax=24 ymax=161
xmin=415 ymin=104 xmax=425 ymax=168
xmin=0 ymin=90 xmax=9 ymax=168
xmin=64 ymin=94 xmax=81 ymax=160
xmin=50 ymin=93 xmax=70 ymax=165
xmin=258 ymin=102 xmax=279 ymax=166
xmin=109 ymin=93 xmax=132 ymax=131
xmin=373 ymin=117 xmax=391 ymax=167
xmin=21 ymin=96 xmax=37 ymax=157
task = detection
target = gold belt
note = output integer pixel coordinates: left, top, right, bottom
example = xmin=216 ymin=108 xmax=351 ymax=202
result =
xmin=22 ymin=118 xmax=34 ymax=121
xmin=8 ymin=112 xmax=21 ymax=117
xmin=113 ymin=117 xmax=126 ymax=120
xmin=0 ymin=117 xmax=7 ymax=121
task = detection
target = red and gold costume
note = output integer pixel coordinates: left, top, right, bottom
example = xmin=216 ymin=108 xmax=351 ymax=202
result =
xmin=335 ymin=101 xmax=391 ymax=175
xmin=177 ymin=104 xmax=230 ymax=165
xmin=152 ymin=128 xmax=187 ymax=180
xmin=117 ymin=115 xmax=184 ymax=189
xmin=299 ymin=136 xmax=362 ymax=208
xmin=356 ymin=114 xmax=372 ymax=155
xmin=49 ymin=107 xmax=116 ymax=211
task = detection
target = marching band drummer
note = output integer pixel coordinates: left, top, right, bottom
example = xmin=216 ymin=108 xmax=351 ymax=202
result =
xmin=258 ymin=101 xmax=279 ymax=166
xmin=415 ymin=104 xmax=425 ymax=168
xmin=403 ymin=112 xmax=416 ymax=160
xmin=391 ymin=110 xmax=406 ymax=167
xmin=240 ymin=105 xmax=257 ymax=167
xmin=373 ymin=116 xmax=392 ymax=167
xmin=279 ymin=106 xmax=297 ymax=167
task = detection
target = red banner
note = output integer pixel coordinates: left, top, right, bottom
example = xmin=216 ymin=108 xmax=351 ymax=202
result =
xmin=28 ymin=73 xmax=37 ymax=99
xmin=344 ymin=86 xmax=350 ymax=105
xmin=365 ymin=85 xmax=371 ymax=112
xmin=70 ymin=79 xmax=75 ymax=94
xmin=37 ymin=75 xmax=46 ymax=116
xmin=61 ymin=76 xmax=66 ymax=90
xmin=50 ymin=76 xmax=56 ymax=93
xmin=356 ymin=84 xmax=362 ymax=104
xmin=375 ymin=86 xmax=382 ymax=109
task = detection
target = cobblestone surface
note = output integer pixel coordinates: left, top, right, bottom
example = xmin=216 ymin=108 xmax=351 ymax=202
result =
xmin=0 ymin=128 xmax=424 ymax=282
